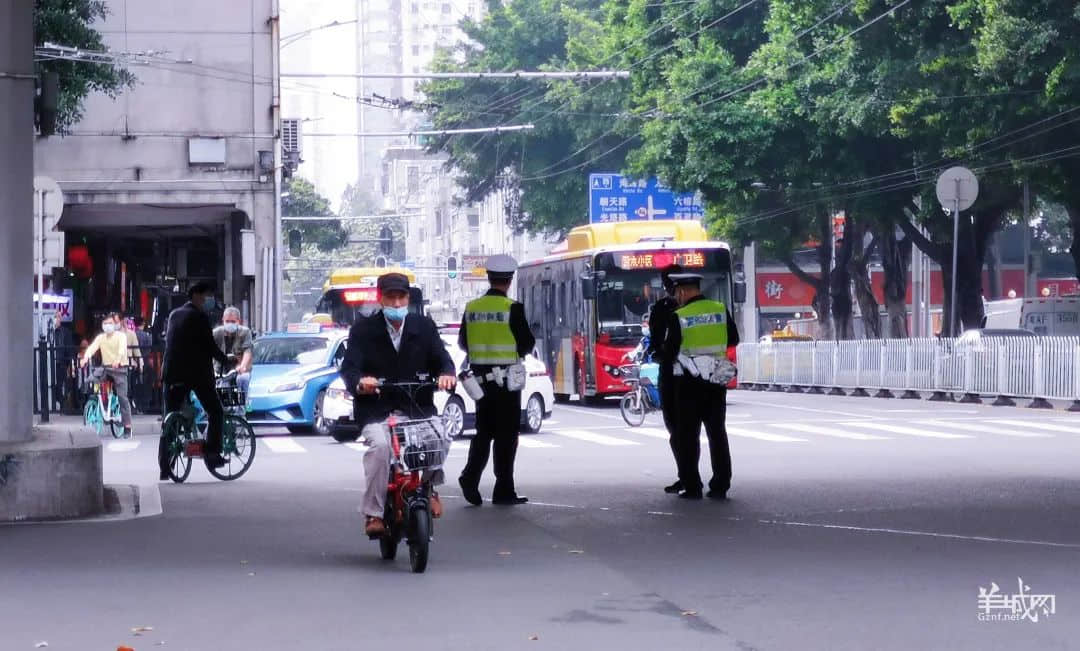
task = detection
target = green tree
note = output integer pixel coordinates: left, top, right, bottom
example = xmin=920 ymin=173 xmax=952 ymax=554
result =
xmin=34 ymin=0 xmax=135 ymax=133
xmin=422 ymin=0 xmax=627 ymax=235
xmin=282 ymin=176 xmax=348 ymax=252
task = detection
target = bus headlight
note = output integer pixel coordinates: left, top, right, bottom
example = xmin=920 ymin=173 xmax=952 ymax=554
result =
xmin=603 ymin=364 xmax=620 ymax=377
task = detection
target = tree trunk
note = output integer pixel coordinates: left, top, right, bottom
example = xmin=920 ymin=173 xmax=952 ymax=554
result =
xmin=847 ymin=217 xmax=881 ymax=339
xmin=880 ymin=228 xmax=911 ymax=338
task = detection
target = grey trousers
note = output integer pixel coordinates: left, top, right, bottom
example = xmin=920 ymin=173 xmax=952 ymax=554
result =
xmin=360 ymin=420 xmax=448 ymax=519
xmin=104 ymin=367 xmax=132 ymax=427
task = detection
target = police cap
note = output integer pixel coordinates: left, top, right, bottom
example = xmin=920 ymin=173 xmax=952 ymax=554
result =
xmin=668 ymin=273 xmax=704 ymax=287
xmin=485 ymin=254 xmax=518 ymax=280
xmin=377 ymin=272 xmax=411 ymax=295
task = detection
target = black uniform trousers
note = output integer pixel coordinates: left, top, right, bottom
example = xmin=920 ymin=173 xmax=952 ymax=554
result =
xmin=158 ymin=380 xmax=225 ymax=472
xmin=461 ymin=382 xmax=522 ymax=499
xmin=673 ymin=378 xmax=731 ymax=494
xmin=658 ymin=361 xmax=678 ymax=461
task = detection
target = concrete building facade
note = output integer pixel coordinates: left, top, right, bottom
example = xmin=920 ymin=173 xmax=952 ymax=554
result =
xmin=35 ymin=0 xmax=279 ymax=336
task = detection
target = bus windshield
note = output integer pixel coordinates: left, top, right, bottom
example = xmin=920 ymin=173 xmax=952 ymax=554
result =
xmin=316 ymin=286 xmax=424 ymax=327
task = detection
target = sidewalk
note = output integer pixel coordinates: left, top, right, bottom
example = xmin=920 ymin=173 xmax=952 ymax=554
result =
xmin=36 ymin=413 xmax=162 ymax=438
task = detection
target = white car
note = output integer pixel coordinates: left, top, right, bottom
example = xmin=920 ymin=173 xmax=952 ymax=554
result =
xmin=321 ymin=333 xmax=555 ymax=442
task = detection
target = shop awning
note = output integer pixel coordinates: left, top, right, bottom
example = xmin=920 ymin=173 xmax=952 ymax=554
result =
xmin=57 ymin=203 xmax=238 ymax=237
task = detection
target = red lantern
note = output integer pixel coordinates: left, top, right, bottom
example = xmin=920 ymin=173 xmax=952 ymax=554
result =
xmin=67 ymin=245 xmax=93 ymax=279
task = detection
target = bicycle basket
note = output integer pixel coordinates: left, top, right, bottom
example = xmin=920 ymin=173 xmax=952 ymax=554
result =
xmin=618 ymin=364 xmax=640 ymax=379
xmin=393 ymin=418 xmax=450 ymax=472
xmin=216 ymin=386 xmax=247 ymax=408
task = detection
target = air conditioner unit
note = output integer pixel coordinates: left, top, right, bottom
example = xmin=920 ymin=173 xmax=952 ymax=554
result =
xmin=282 ymin=118 xmax=303 ymax=174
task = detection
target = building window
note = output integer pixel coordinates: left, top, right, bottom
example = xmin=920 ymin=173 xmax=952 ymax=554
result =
xmin=467 ymin=211 xmax=479 ymax=228
xmin=440 ymin=26 xmax=452 ymax=35
xmin=441 ymin=3 xmax=451 ymax=13
xmin=411 ymin=3 xmax=419 ymax=13
xmin=407 ymin=166 xmax=420 ymax=194
xmin=412 ymin=45 xmax=420 ymax=56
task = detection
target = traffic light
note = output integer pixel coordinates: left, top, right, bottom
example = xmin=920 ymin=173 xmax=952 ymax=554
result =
xmin=288 ymin=229 xmax=302 ymax=257
xmin=447 ymin=256 xmax=457 ymax=279
xmin=375 ymin=256 xmax=387 ymax=268
xmin=379 ymin=225 xmax=393 ymax=256
xmin=35 ymin=72 xmax=58 ymax=137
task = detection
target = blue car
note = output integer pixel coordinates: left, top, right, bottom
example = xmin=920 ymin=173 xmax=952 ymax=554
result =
xmin=246 ymin=326 xmax=349 ymax=434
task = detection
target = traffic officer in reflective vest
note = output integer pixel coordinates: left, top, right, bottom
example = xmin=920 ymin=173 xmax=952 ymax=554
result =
xmin=457 ymin=254 xmax=536 ymax=506
xmin=662 ymin=273 xmax=740 ymax=500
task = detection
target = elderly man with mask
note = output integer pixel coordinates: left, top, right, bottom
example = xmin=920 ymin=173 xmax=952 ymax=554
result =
xmin=213 ymin=306 xmax=254 ymax=395
xmin=339 ymin=272 xmax=456 ymax=538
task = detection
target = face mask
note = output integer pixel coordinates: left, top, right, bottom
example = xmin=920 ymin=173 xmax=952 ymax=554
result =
xmin=383 ymin=306 xmax=409 ymax=323
xmin=224 ymin=322 xmax=239 ymax=334
xmin=642 ymin=327 xmax=650 ymax=338
xmin=103 ymin=323 xmax=116 ymax=334
xmin=203 ymin=297 xmax=217 ymax=312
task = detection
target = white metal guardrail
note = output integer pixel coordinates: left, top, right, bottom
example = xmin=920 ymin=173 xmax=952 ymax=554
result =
xmin=736 ymin=337 xmax=1080 ymax=408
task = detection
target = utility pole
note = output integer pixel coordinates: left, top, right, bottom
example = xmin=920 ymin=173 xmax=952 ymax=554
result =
xmin=271 ymin=0 xmax=283 ymax=332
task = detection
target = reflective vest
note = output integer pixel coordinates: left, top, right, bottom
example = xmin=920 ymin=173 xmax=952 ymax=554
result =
xmin=464 ymin=295 xmax=519 ymax=365
xmin=676 ymin=299 xmax=729 ymax=356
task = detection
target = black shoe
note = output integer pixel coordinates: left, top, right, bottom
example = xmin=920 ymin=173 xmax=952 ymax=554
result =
xmin=491 ymin=494 xmax=528 ymax=505
xmin=664 ymin=480 xmax=683 ymax=494
xmin=706 ymin=489 xmax=728 ymax=500
xmin=677 ymin=489 xmax=703 ymax=500
xmin=159 ymin=469 xmax=169 ymax=481
xmin=458 ymin=476 xmax=482 ymax=506
xmin=205 ymin=454 xmax=228 ymax=469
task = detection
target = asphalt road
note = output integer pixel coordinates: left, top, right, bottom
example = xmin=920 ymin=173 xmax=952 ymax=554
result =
xmin=3 ymin=391 xmax=1080 ymax=650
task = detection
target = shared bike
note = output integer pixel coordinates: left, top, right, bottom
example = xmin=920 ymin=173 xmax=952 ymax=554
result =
xmin=83 ymin=366 xmax=123 ymax=438
xmin=368 ymin=377 xmax=452 ymax=574
xmin=161 ymin=371 xmax=257 ymax=483
xmin=619 ymin=362 xmax=662 ymax=427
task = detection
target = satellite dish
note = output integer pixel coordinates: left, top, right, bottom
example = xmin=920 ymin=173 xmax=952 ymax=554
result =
xmin=935 ymin=166 xmax=979 ymax=213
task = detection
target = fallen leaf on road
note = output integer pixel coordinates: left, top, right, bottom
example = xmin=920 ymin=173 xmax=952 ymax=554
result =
xmin=155 ymin=642 xmax=167 ymax=647
xmin=240 ymin=560 xmax=249 ymax=565
xmin=681 ymin=610 xmax=698 ymax=617
xmin=248 ymin=572 xmax=257 ymax=576
xmin=568 ymin=549 xmax=585 ymax=554
xmin=528 ymin=635 xmax=539 ymax=641
xmin=131 ymin=626 xmax=154 ymax=634
xmin=33 ymin=643 xmax=47 ymax=649
xmin=497 ymin=551 xmax=512 ymax=556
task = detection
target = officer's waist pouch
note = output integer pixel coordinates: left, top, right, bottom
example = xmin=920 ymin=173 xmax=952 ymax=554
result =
xmin=481 ymin=362 xmax=527 ymax=391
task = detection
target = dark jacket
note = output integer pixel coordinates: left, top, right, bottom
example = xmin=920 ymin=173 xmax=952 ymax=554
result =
xmin=662 ymin=295 xmax=740 ymax=368
xmin=646 ymin=295 xmax=678 ymax=363
xmin=162 ymin=301 xmax=229 ymax=385
xmin=458 ymin=288 xmax=536 ymax=374
xmin=340 ymin=311 xmax=455 ymax=428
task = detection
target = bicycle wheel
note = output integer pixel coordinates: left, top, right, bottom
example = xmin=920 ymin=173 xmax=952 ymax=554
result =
xmin=206 ymin=415 xmax=257 ymax=481
xmin=83 ymin=399 xmax=102 ymax=435
xmin=162 ymin=412 xmax=192 ymax=484
xmin=107 ymin=394 xmax=123 ymax=438
xmin=620 ymin=389 xmax=646 ymax=427
xmin=407 ymin=506 xmax=431 ymax=574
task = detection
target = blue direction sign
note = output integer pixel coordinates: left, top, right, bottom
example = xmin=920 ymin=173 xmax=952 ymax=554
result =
xmin=588 ymin=173 xmax=704 ymax=224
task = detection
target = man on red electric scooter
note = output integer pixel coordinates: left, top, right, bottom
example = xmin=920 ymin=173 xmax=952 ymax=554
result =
xmin=339 ymin=273 xmax=457 ymax=538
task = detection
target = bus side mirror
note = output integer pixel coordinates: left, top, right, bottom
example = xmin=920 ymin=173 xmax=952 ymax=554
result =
xmin=733 ymin=280 xmax=747 ymax=304
xmin=581 ymin=275 xmax=596 ymax=300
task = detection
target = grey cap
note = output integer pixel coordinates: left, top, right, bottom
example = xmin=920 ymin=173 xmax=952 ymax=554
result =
xmin=668 ymin=273 xmax=704 ymax=287
xmin=486 ymin=254 xmax=518 ymax=277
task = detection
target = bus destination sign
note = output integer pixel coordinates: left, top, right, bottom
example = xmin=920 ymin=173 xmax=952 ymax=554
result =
xmin=618 ymin=250 xmax=706 ymax=270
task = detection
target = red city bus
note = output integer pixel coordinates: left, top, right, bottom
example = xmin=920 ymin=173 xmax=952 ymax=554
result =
xmin=517 ymin=221 xmax=745 ymax=402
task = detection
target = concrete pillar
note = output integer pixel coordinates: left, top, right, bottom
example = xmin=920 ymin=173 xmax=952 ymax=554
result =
xmin=0 ymin=0 xmax=34 ymax=444
xmin=0 ymin=0 xmax=103 ymax=521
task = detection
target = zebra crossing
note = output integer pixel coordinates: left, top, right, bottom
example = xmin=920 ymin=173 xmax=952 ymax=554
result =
xmin=102 ymin=415 xmax=1080 ymax=456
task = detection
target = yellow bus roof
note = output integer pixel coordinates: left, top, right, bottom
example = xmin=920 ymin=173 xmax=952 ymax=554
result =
xmin=323 ymin=266 xmax=417 ymax=292
xmin=565 ymin=221 xmax=709 ymax=253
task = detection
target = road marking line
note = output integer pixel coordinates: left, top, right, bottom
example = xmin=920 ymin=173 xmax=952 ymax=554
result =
xmin=917 ymin=420 xmax=1053 ymax=438
xmin=730 ymin=396 xmax=868 ymax=418
xmin=768 ymin=423 xmax=889 ymax=440
xmin=725 ymin=426 xmax=806 ymax=442
xmin=107 ymin=440 xmax=142 ymax=452
xmin=261 ymin=437 xmax=307 ymax=453
xmin=627 ymin=427 xmax=670 ymax=440
xmin=545 ymin=419 xmax=560 ymax=425
xmin=550 ymin=429 xmax=641 ymax=446
xmin=839 ymin=422 xmax=971 ymax=439
xmin=753 ymin=518 xmax=1080 ymax=549
xmin=986 ymin=419 xmax=1080 ymax=435
xmin=556 ymin=405 xmax=632 ymax=422
xmin=518 ymin=436 xmax=560 ymax=448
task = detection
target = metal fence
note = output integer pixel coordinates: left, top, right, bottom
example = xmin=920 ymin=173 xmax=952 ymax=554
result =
xmin=736 ymin=336 xmax=1080 ymax=407
xmin=33 ymin=342 xmax=165 ymax=421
